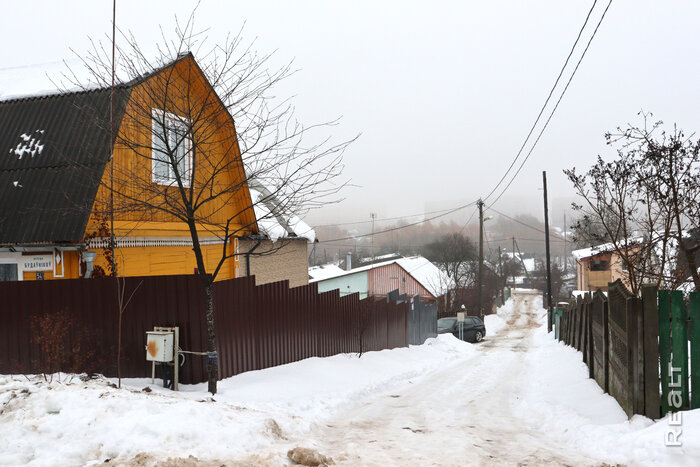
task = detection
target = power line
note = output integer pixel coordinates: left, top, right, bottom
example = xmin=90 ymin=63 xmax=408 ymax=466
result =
xmin=487 ymin=0 xmax=613 ymax=208
xmin=311 ymin=205 xmax=469 ymax=228
xmin=483 ymin=0 xmax=600 ymax=203
xmin=489 ymin=236 xmax=566 ymax=244
xmin=459 ymin=205 xmax=480 ymax=235
xmin=316 ymin=199 xmax=479 ymax=243
xmin=486 ymin=205 xmax=567 ymax=241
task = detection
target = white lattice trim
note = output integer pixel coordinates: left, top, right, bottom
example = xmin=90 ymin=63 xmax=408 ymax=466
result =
xmin=87 ymin=237 xmax=226 ymax=248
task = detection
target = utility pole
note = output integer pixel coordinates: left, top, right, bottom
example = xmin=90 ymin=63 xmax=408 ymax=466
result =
xmin=497 ymin=246 xmax=504 ymax=305
xmin=512 ymin=237 xmax=516 ymax=289
xmin=370 ymin=213 xmax=376 ymax=265
xmin=563 ymin=213 xmax=568 ymax=277
xmin=478 ymin=199 xmax=484 ymax=319
xmin=543 ymin=171 xmax=553 ymax=333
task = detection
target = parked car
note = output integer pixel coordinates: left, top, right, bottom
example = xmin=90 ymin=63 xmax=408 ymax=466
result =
xmin=437 ymin=316 xmax=486 ymax=343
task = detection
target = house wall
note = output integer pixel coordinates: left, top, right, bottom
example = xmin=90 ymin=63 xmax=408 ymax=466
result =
xmin=0 ymin=250 xmax=81 ymax=281
xmin=315 ymin=271 xmax=369 ymax=299
xmin=576 ymin=251 xmax=633 ymax=292
xmin=86 ymin=56 xmax=257 ymax=280
xmin=368 ymin=263 xmax=434 ymax=300
xmin=91 ymin=241 xmax=236 ymax=280
xmin=609 ymin=252 xmax=633 ymax=289
xmin=576 ymin=254 xmax=613 ymax=291
xmin=239 ymin=238 xmax=309 ymax=288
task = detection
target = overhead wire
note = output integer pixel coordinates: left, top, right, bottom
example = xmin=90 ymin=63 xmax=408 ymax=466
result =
xmin=485 ymin=205 xmax=567 ymax=241
xmin=315 ymin=1 xmax=612 ymax=248
xmin=311 ymin=204 xmax=473 ymax=228
xmin=487 ymin=0 xmax=614 ymax=208
xmin=482 ymin=0 xmax=600 ymax=203
xmin=315 ymin=199 xmax=479 ymax=243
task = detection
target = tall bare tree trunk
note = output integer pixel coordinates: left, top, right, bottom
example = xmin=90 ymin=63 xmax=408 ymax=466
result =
xmin=204 ymin=281 xmax=218 ymax=394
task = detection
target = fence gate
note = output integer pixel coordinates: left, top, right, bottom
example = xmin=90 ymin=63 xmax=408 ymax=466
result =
xmin=408 ymin=294 xmax=437 ymax=345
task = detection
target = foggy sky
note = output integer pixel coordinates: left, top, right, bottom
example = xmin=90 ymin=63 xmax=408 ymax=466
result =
xmin=2 ymin=1 xmax=698 ymax=231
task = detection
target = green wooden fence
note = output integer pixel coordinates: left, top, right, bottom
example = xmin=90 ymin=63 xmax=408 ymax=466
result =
xmin=658 ymin=290 xmax=700 ymax=415
xmin=556 ymin=284 xmax=699 ymax=418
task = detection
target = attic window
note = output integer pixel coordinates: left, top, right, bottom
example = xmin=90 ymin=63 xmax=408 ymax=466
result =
xmin=151 ymin=109 xmax=192 ymax=187
xmin=590 ymin=259 xmax=609 ymax=271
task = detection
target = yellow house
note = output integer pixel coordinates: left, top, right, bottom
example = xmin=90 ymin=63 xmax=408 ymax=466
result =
xmin=572 ymin=239 xmax=642 ymax=292
xmin=0 ymin=54 xmax=311 ymax=283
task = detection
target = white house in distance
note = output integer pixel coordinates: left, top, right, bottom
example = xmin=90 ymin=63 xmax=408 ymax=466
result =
xmin=309 ymin=255 xmax=449 ymax=302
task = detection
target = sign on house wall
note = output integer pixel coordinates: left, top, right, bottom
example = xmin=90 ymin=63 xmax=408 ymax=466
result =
xmin=21 ymin=254 xmax=53 ymax=272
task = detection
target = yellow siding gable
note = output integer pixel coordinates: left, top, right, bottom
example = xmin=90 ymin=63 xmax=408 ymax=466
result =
xmin=86 ymin=55 xmax=257 ymax=281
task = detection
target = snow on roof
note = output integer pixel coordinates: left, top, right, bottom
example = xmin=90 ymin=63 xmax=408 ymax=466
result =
xmin=248 ymin=180 xmax=316 ymax=243
xmin=359 ymin=253 xmax=402 ymax=264
xmin=396 ymin=256 xmax=451 ymax=297
xmin=309 ymin=255 xmax=451 ymax=297
xmin=0 ymin=58 xmax=98 ymax=102
xmin=571 ymin=236 xmax=645 ymax=261
xmin=308 ymin=264 xmax=346 ymax=281
xmin=572 ymin=290 xmax=607 ymax=298
xmin=522 ymin=258 xmax=536 ymax=273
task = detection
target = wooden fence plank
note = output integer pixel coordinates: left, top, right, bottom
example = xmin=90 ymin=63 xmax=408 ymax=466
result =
xmin=658 ymin=290 xmax=672 ymax=416
xmin=670 ymin=290 xmax=689 ymax=410
xmin=642 ymin=285 xmax=661 ymax=419
xmin=690 ymin=292 xmax=700 ymax=410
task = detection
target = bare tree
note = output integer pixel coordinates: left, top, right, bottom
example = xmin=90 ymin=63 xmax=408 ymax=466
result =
xmin=424 ymin=233 xmax=477 ymax=290
xmin=565 ymin=153 xmax=657 ymax=296
xmin=607 ymin=113 xmax=700 ymax=290
xmin=565 ymin=112 xmax=700 ymax=294
xmin=70 ymin=16 xmax=353 ymax=393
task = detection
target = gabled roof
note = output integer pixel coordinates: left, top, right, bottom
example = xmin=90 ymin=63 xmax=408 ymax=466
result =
xmin=571 ymin=236 xmax=645 ymax=261
xmin=0 ymin=87 xmax=131 ymax=244
xmin=0 ymin=53 xmax=237 ymax=245
xmin=309 ymin=255 xmax=450 ymax=297
xmin=248 ymin=179 xmax=316 ymax=242
xmin=308 ymin=264 xmax=345 ymax=281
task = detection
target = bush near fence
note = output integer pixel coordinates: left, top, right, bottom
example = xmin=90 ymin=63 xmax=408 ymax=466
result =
xmin=556 ymin=279 xmax=700 ymax=418
xmin=0 ymin=274 xmax=432 ymax=384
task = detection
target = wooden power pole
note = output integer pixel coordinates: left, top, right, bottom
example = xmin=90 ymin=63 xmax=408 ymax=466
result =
xmin=497 ymin=245 xmax=504 ymax=305
xmin=478 ymin=199 xmax=484 ymax=319
xmin=512 ymin=237 xmax=516 ymax=289
xmin=542 ymin=171 xmax=553 ymax=333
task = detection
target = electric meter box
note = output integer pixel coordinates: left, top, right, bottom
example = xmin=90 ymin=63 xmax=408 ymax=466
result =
xmin=146 ymin=331 xmax=174 ymax=362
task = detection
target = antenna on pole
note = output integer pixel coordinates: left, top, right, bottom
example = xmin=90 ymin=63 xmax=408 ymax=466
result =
xmin=109 ymin=0 xmax=117 ymax=277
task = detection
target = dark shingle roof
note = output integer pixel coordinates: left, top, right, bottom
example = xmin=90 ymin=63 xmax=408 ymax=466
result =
xmin=0 ymin=87 xmax=131 ymax=244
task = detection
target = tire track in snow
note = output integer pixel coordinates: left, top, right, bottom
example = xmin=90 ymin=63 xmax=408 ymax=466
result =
xmin=265 ymin=291 xmax=606 ymax=466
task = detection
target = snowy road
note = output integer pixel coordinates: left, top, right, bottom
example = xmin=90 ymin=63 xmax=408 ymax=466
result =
xmin=3 ymin=290 xmax=699 ymax=466
xmin=258 ymin=290 xmax=600 ymax=466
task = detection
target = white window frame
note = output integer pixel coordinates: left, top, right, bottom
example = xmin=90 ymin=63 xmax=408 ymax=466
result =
xmin=0 ymin=252 xmax=24 ymax=281
xmin=151 ymin=109 xmax=193 ymax=188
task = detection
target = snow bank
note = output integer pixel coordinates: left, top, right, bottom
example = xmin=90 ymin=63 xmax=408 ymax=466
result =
xmin=0 ymin=335 xmax=476 ymax=466
xmin=483 ymin=297 xmax=514 ymax=335
xmin=515 ymin=303 xmax=700 ymax=466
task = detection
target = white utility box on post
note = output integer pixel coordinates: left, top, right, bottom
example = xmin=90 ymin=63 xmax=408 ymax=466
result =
xmin=146 ymin=331 xmax=174 ymax=362
xmin=146 ymin=327 xmax=180 ymax=391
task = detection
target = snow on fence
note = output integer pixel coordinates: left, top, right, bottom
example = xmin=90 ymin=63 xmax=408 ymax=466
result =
xmin=556 ymin=280 xmax=700 ymax=419
xmin=0 ymin=274 xmax=409 ymax=384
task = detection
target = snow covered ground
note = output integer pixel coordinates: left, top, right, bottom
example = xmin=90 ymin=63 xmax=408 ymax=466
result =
xmin=1 ymin=290 xmax=699 ymax=466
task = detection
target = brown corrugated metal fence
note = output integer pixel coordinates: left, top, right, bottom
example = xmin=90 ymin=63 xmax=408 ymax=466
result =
xmin=0 ymin=274 xmax=409 ymax=384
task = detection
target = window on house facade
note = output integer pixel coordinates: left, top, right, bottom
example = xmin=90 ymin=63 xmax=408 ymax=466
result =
xmin=590 ymin=259 xmax=610 ymax=271
xmin=152 ymin=109 xmax=192 ymax=187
